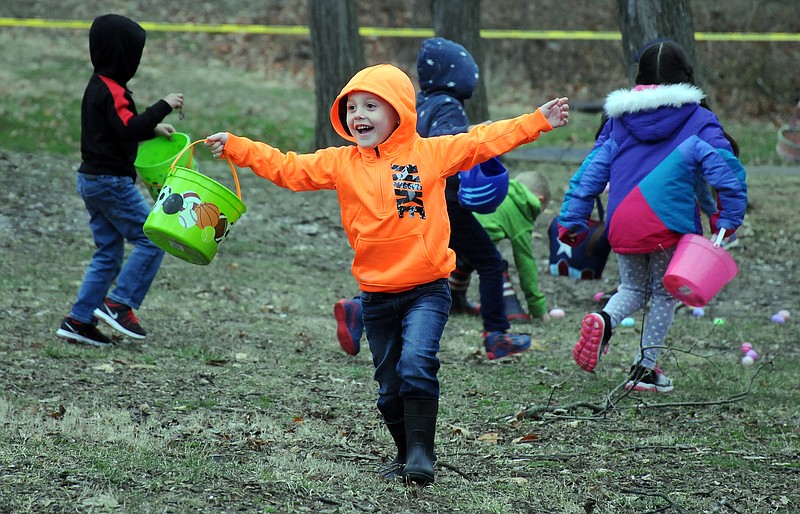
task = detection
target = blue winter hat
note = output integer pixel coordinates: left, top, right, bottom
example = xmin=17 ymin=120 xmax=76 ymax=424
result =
xmin=417 ymin=37 xmax=479 ymax=100
xmin=457 ymin=157 xmax=509 ymax=214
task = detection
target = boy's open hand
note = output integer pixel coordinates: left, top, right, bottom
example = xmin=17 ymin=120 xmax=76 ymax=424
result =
xmin=205 ymin=132 xmax=229 ymax=159
xmin=540 ymin=97 xmax=569 ymax=128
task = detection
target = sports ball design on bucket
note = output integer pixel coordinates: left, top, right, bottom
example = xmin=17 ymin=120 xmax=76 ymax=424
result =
xmin=195 ymin=202 xmax=221 ymax=229
xmin=152 ymin=187 xmax=230 ymax=242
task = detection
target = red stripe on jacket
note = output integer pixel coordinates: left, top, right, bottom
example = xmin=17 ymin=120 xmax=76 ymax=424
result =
xmin=99 ymin=75 xmax=134 ymax=126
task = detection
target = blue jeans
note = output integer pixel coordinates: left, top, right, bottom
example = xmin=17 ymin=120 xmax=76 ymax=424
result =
xmin=361 ymin=279 xmax=451 ymax=424
xmin=69 ymin=174 xmax=164 ymax=323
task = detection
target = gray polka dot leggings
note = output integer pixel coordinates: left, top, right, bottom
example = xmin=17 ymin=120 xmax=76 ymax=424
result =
xmin=603 ymin=248 xmax=678 ymax=370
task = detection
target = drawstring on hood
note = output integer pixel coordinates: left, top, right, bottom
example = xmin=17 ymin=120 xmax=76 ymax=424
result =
xmin=89 ymin=14 xmax=146 ymax=85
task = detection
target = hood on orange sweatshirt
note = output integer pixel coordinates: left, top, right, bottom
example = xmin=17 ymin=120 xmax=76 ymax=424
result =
xmin=329 ymin=64 xmax=418 ymax=152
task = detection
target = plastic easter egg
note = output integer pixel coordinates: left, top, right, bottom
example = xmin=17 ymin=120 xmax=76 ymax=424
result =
xmin=741 ymin=355 xmax=754 ymax=366
xmin=691 ymin=307 xmax=705 ymax=317
xmin=745 ymin=349 xmax=759 ymax=360
xmin=713 ymin=318 xmax=725 ymax=326
xmin=549 ymin=308 xmax=566 ymax=319
xmin=777 ymin=309 xmax=790 ymax=320
xmin=593 ymin=292 xmax=605 ymax=303
xmin=620 ymin=317 xmax=635 ymax=328
xmin=740 ymin=342 xmax=753 ymax=353
xmin=771 ymin=314 xmax=786 ymax=324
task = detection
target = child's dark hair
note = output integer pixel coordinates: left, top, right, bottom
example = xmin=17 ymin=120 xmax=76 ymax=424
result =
xmin=635 ymin=40 xmax=695 ymax=86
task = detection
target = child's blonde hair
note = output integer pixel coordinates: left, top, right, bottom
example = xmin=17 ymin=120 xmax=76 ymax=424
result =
xmin=515 ymin=171 xmax=551 ymax=210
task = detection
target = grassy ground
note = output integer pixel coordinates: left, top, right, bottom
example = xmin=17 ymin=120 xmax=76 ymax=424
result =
xmin=1 ymin=20 xmax=799 ymax=514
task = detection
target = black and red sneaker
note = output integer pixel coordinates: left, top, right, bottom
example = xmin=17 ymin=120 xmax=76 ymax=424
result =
xmin=94 ymin=298 xmax=146 ymax=339
xmin=56 ymin=317 xmax=113 ymax=347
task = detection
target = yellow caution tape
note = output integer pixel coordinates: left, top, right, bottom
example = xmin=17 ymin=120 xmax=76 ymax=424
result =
xmin=0 ymin=17 xmax=798 ymax=42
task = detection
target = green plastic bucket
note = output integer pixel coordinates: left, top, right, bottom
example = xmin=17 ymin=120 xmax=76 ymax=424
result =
xmin=135 ymin=132 xmax=195 ymax=200
xmin=143 ymin=140 xmax=247 ymax=265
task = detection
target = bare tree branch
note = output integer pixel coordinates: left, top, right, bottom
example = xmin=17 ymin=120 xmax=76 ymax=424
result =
xmin=620 ymin=488 xmax=689 ymax=514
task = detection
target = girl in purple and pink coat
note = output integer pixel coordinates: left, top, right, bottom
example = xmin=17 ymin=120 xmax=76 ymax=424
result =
xmin=557 ymin=41 xmax=747 ymax=393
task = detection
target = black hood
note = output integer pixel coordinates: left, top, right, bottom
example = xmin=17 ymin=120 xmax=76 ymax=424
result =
xmin=89 ymin=14 xmax=146 ymax=85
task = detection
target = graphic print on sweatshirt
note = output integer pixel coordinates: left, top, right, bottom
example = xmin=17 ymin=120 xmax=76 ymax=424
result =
xmin=392 ymin=164 xmax=426 ymax=219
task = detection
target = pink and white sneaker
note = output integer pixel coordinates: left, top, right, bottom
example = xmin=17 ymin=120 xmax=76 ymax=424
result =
xmin=573 ymin=312 xmax=612 ymax=372
xmin=625 ymin=365 xmax=674 ymax=393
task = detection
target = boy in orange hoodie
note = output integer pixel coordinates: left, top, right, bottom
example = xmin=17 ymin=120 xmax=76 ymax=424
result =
xmin=205 ymin=64 xmax=568 ymax=485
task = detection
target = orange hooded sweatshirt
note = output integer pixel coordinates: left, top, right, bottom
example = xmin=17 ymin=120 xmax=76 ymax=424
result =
xmin=221 ymin=64 xmax=554 ymax=293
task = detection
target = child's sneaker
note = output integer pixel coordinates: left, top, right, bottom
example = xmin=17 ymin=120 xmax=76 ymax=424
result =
xmin=56 ymin=317 xmax=112 ymax=347
xmin=723 ymin=232 xmax=739 ymax=249
xmin=93 ymin=298 xmax=146 ymax=339
xmin=573 ymin=311 xmax=612 ymax=372
xmin=483 ymin=331 xmax=531 ymax=360
xmin=625 ymin=365 xmax=674 ymax=393
xmin=334 ymin=298 xmax=363 ymax=355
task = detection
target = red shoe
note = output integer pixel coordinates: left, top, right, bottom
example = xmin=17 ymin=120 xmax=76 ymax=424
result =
xmin=93 ymin=298 xmax=146 ymax=339
xmin=334 ymin=299 xmax=363 ymax=355
xmin=573 ymin=312 xmax=612 ymax=371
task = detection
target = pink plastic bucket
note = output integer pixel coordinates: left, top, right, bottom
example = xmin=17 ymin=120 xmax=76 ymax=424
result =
xmin=663 ymin=234 xmax=738 ymax=307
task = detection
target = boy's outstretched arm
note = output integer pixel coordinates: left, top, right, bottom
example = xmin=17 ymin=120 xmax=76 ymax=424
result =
xmin=205 ymin=132 xmax=229 ymax=159
xmin=539 ymin=97 xmax=570 ymax=128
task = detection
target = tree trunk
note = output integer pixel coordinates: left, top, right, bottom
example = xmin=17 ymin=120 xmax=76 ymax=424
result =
xmin=432 ymin=0 xmax=490 ymax=123
xmin=617 ymin=0 xmax=702 ymax=86
xmin=308 ymin=0 xmax=366 ymax=150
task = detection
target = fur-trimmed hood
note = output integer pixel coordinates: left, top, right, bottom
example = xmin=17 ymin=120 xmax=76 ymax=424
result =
xmin=603 ymin=84 xmax=706 ymax=144
xmin=604 ymin=83 xmax=705 ymax=117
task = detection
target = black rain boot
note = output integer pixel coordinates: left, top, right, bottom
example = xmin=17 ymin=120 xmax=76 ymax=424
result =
xmin=502 ymin=261 xmax=530 ymax=322
xmin=449 ymin=268 xmax=480 ymax=315
xmin=379 ymin=421 xmax=406 ymax=480
xmin=402 ymin=398 xmax=438 ymax=486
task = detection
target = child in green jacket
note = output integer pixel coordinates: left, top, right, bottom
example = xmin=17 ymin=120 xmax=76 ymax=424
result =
xmin=475 ymin=171 xmax=551 ymax=321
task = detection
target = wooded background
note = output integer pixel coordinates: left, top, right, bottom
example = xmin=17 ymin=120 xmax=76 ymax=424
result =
xmin=303 ymin=0 xmax=799 ymax=148
xmin=5 ymin=0 xmax=798 ymax=148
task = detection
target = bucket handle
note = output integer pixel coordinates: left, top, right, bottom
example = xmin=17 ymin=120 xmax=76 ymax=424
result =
xmin=713 ymin=228 xmax=727 ymax=248
xmin=169 ymin=139 xmax=242 ymax=200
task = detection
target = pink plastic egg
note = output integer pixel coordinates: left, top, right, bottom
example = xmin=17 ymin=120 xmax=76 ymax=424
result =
xmin=549 ymin=308 xmax=566 ymax=318
xmin=593 ymin=292 xmax=605 ymax=303
xmin=740 ymin=342 xmax=753 ymax=353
